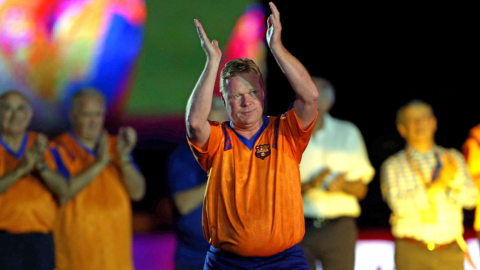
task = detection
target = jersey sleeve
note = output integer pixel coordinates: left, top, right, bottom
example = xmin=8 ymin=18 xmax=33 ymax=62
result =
xmin=283 ymin=107 xmax=318 ymax=163
xmin=186 ymin=121 xmax=224 ymax=172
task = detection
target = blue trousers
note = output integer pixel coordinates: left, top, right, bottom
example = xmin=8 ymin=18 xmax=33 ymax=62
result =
xmin=0 ymin=230 xmax=55 ymax=270
xmin=204 ymin=244 xmax=309 ymax=270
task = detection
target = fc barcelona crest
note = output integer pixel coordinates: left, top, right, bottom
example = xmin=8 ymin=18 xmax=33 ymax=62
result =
xmin=255 ymin=144 xmax=270 ymax=160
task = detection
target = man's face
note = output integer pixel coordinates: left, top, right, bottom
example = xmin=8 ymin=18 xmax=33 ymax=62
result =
xmin=0 ymin=93 xmax=32 ymax=135
xmin=398 ymin=105 xmax=437 ymax=144
xmin=71 ymin=95 xmax=105 ymax=141
xmin=222 ymin=72 xmax=265 ymax=127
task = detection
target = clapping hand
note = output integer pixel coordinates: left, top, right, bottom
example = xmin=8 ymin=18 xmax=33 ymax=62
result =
xmin=19 ymin=149 xmax=42 ymax=173
xmin=328 ymin=173 xmax=347 ymax=192
xmin=428 ymin=153 xmax=459 ymax=197
xmin=34 ymin=133 xmax=48 ymax=154
xmin=437 ymin=154 xmax=457 ymax=186
xmin=97 ymin=131 xmax=111 ymax=166
xmin=194 ymin=19 xmax=222 ymax=61
xmin=302 ymin=168 xmax=330 ymax=193
xmin=310 ymin=168 xmax=331 ymax=188
xmin=116 ymin=126 xmax=137 ymax=159
xmin=33 ymin=133 xmax=49 ymax=171
xmin=266 ymin=2 xmax=283 ymax=50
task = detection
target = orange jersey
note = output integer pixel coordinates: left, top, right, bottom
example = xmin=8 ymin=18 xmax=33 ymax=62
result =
xmin=0 ymin=132 xmax=57 ymax=233
xmin=52 ymin=132 xmax=133 ymax=270
xmin=463 ymin=124 xmax=480 ymax=231
xmin=188 ymin=108 xmax=317 ymax=256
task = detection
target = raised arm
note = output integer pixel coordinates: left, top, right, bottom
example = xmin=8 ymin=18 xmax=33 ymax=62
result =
xmin=267 ymin=2 xmax=318 ymax=129
xmin=185 ymin=20 xmax=222 ymax=149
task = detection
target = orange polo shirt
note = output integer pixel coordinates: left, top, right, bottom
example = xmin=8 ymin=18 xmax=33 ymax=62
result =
xmin=188 ymin=108 xmax=316 ymax=256
xmin=0 ymin=132 xmax=57 ymax=234
xmin=463 ymin=124 xmax=480 ymax=231
xmin=52 ymin=132 xmax=133 ymax=270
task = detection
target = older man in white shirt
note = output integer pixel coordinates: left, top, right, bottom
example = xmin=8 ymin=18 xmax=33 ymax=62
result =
xmin=300 ymin=77 xmax=375 ymax=270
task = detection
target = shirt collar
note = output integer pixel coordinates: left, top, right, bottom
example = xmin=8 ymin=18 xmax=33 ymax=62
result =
xmin=228 ymin=116 xmax=269 ymax=150
xmin=69 ymin=131 xmax=97 ymax=156
xmin=406 ymin=144 xmax=437 ymax=159
xmin=0 ymin=132 xmax=28 ymax=159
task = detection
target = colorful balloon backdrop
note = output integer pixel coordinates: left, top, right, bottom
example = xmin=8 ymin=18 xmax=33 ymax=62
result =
xmin=0 ymin=0 xmax=146 ymax=131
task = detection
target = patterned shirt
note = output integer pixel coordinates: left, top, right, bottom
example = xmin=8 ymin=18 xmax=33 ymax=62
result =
xmin=381 ymin=145 xmax=477 ymax=244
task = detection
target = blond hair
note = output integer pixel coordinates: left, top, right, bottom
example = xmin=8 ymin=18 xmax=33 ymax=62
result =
xmin=220 ymin=58 xmax=264 ymax=97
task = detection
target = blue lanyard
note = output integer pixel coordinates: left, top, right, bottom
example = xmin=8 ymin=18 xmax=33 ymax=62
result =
xmin=431 ymin=153 xmax=442 ymax=181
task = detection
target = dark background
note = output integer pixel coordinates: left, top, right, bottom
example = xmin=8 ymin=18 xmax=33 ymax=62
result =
xmin=131 ymin=1 xmax=478 ymax=230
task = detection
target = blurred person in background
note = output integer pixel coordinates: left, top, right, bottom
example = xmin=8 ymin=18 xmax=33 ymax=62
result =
xmin=186 ymin=2 xmax=318 ymax=269
xmin=51 ymin=88 xmax=146 ymax=270
xmin=381 ymin=100 xmax=477 ymax=270
xmin=462 ymin=124 xmax=480 ymax=251
xmin=167 ymin=96 xmax=228 ymax=270
xmin=299 ymin=78 xmax=375 ymax=270
xmin=0 ymin=90 xmax=68 ymax=270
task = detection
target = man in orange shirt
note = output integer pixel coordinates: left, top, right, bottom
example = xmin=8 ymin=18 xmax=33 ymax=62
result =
xmin=463 ymin=124 xmax=480 ymax=245
xmin=187 ymin=2 xmax=318 ymax=269
xmin=0 ymin=90 xmax=68 ymax=270
xmin=52 ymin=88 xmax=146 ymax=270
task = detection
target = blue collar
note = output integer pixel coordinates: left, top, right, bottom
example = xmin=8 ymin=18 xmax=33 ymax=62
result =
xmin=228 ymin=116 xmax=269 ymax=150
xmin=69 ymin=131 xmax=97 ymax=156
xmin=0 ymin=132 xmax=28 ymax=159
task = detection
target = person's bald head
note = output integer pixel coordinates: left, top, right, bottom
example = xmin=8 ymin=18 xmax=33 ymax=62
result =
xmin=0 ymin=90 xmax=31 ymax=107
xmin=312 ymin=77 xmax=335 ymax=114
xmin=0 ymin=90 xmax=33 ymax=135
xmin=69 ymin=88 xmax=106 ymax=142
xmin=70 ymin=88 xmax=106 ymax=114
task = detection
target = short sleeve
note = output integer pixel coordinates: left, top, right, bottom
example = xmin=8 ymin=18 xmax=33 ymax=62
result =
xmin=187 ymin=121 xmax=224 ymax=172
xmin=283 ymin=108 xmax=318 ymax=162
xmin=166 ymin=143 xmax=208 ymax=196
